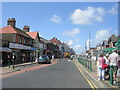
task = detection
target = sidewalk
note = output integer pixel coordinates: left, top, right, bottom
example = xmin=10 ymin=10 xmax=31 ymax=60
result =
xmin=0 ymin=59 xmax=57 ymax=75
xmin=74 ymin=59 xmax=119 ymax=88
xmin=0 ymin=62 xmax=36 ymax=75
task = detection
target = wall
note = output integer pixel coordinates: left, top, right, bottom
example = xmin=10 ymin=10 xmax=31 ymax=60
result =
xmin=1 ymin=33 xmax=16 ymax=42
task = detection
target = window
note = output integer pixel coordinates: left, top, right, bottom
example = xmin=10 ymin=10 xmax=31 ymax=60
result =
xmin=29 ymin=40 xmax=32 ymax=45
xmin=24 ymin=38 xmax=26 ymax=44
xmin=19 ymin=36 xmax=22 ymax=44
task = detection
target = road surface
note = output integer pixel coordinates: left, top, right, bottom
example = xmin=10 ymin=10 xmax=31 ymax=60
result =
xmin=2 ymin=59 xmax=91 ymax=88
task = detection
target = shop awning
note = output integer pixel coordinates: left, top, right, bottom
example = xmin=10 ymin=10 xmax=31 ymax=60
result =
xmin=101 ymin=48 xmax=116 ymax=54
xmin=31 ymin=47 xmax=37 ymax=51
xmin=0 ymin=47 xmax=11 ymax=52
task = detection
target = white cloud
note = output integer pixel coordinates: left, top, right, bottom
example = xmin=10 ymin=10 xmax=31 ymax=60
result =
xmin=74 ymin=38 xmax=80 ymax=42
xmin=50 ymin=14 xmax=62 ymax=23
xmin=73 ymin=44 xmax=81 ymax=54
xmin=63 ymin=28 xmax=80 ymax=37
xmin=95 ymin=29 xmax=111 ymax=43
xmin=107 ymin=4 xmax=118 ymax=15
xmin=67 ymin=40 xmax=74 ymax=46
xmin=70 ymin=7 xmax=104 ymax=25
xmin=73 ymin=44 xmax=81 ymax=50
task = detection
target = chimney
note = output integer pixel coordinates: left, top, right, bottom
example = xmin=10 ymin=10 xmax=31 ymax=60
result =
xmin=23 ymin=25 xmax=30 ymax=32
xmin=7 ymin=18 xmax=16 ymax=27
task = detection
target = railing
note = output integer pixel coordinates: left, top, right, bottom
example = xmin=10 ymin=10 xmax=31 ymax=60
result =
xmin=78 ymin=57 xmax=117 ymax=86
xmin=78 ymin=58 xmax=92 ymax=71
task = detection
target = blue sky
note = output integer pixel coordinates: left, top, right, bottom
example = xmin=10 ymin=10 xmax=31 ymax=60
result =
xmin=2 ymin=2 xmax=118 ymax=54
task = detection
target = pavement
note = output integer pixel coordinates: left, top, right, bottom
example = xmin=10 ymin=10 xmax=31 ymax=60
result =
xmin=73 ymin=58 xmax=120 ymax=88
xmin=0 ymin=59 xmax=57 ymax=77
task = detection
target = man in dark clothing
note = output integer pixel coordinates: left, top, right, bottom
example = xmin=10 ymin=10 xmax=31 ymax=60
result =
xmin=7 ymin=54 xmax=11 ymax=67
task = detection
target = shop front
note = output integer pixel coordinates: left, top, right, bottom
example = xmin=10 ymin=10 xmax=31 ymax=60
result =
xmin=9 ymin=42 xmax=34 ymax=64
xmin=0 ymin=47 xmax=12 ymax=66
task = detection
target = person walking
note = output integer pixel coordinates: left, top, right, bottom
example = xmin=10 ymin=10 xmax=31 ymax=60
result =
xmin=52 ymin=55 xmax=55 ymax=61
xmin=103 ymin=54 xmax=110 ymax=80
xmin=97 ymin=54 xmax=106 ymax=80
xmin=116 ymin=50 xmax=120 ymax=81
xmin=7 ymin=53 xmax=11 ymax=67
xmin=108 ymin=49 xmax=118 ymax=83
xmin=12 ymin=53 xmax=16 ymax=64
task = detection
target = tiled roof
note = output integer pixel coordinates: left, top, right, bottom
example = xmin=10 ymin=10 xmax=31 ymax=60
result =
xmin=50 ymin=37 xmax=62 ymax=46
xmin=27 ymin=32 xmax=38 ymax=39
xmin=0 ymin=25 xmax=32 ymax=38
xmin=0 ymin=25 xmax=17 ymax=33
xmin=40 ymin=37 xmax=48 ymax=44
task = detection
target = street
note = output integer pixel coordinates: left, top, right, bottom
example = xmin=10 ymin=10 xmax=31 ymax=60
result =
xmin=2 ymin=59 xmax=91 ymax=88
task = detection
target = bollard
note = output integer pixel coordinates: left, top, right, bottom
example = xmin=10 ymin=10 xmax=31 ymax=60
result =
xmin=110 ymin=66 xmax=113 ymax=85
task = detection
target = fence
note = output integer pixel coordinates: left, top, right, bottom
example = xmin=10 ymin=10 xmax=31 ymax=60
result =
xmin=78 ymin=58 xmax=92 ymax=71
xmin=78 ymin=57 xmax=119 ymax=86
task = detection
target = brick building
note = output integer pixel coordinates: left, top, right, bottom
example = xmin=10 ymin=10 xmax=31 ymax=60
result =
xmin=0 ymin=18 xmax=34 ymax=64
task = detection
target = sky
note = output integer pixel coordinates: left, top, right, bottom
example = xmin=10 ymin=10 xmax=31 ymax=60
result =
xmin=1 ymin=2 xmax=119 ymax=54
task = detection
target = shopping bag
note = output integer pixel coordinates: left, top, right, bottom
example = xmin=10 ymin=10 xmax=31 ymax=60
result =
xmin=102 ymin=64 xmax=109 ymax=69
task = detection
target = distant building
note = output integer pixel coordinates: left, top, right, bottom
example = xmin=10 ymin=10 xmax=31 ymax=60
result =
xmin=108 ymin=35 xmax=120 ymax=48
xmin=102 ymin=40 xmax=109 ymax=49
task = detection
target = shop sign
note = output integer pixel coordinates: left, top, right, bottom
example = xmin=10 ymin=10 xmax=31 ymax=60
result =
xmin=9 ymin=43 xmax=31 ymax=50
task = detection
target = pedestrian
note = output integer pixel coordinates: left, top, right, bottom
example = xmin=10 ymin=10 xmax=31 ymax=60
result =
xmin=104 ymin=54 xmax=109 ymax=65
xmin=11 ymin=53 xmax=16 ymax=69
xmin=108 ymin=49 xmax=118 ymax=83
xmin=52 ymin=55 xmax=54 ymax=60
xmin=7 ymin=53 xmax=11 ymax=67
xmin=22 ymin=54 xmax=25 ymax=62
xmin=97 ymin=54 xmax=106 ymax=80
xmin=103 ymin=54 xmax=110 ymax=80
xmin=116 ymin=50 xmax=120 ymax=79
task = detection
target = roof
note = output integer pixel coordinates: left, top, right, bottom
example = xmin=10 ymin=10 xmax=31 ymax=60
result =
xmin=109 ymin=35 xmax=119 ymax=43
xmin=40 ymin=37 xmax=48 ymax=44
xmin=27 ymin=32 xmax=38 ymax=39
xmin=50 ymin=37 xmax=62 ymax=46
xmin=0 ymin=25 xmax=17 ymax=33
xmin=0 ymin=25 xmax=32 ymax=38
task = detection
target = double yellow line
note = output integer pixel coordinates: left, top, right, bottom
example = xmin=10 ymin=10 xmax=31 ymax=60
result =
xmin=75 ymin=62 xmax=98 ymax=89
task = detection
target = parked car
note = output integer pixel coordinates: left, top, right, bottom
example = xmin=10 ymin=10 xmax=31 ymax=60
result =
xmin=38 ymin=55 xmax=51 ymax=64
